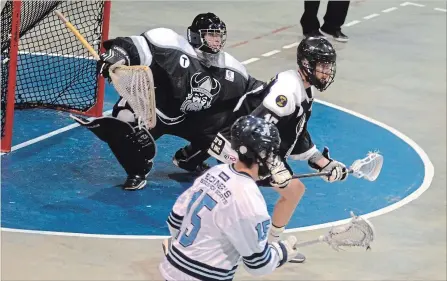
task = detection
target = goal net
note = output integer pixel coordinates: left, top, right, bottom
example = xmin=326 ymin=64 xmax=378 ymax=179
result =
xmin=1 ymin=0 xmax=111 ymax=152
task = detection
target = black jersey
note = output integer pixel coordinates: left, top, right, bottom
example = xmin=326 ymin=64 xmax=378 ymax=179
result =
xmin=109 ymin=28 xmax=265 ymax=125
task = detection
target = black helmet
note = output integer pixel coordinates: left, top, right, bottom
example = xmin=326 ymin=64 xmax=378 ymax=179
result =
xmin=231 ymin=115 xmax=281 ymax=168
xmin=187 ymin=12 xmax=227 ymax=54
xmin=297 ymin=37 xmax=336 ymax=91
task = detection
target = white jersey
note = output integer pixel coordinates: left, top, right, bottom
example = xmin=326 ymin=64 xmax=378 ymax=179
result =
xmin=159 ymin=164 xmax=283 ymax=281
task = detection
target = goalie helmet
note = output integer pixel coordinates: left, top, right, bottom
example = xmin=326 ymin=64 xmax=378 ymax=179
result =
xmin=231 ymin=115 xmax=281 ymax=171
xmin=187 ymin=12 xmax=227 ymax=54
xmin=297 ymin=37 xmax=336 ymax=91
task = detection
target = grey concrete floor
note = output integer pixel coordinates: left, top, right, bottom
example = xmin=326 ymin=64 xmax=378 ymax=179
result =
xmin=2 ymin=1 xmax=446 ymax=280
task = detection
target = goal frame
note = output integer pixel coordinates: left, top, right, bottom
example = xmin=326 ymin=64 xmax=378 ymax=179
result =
xmin=1 ymin=0 xmax=112 ymax=153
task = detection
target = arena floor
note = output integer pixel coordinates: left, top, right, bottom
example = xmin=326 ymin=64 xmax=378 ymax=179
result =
xmin=1 ymin=1 xmax=446 ymax=280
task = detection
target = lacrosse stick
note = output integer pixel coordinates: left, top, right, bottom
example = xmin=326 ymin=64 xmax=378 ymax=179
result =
xmin=54 ymin=10 xmax=157 ymax=129
xmin=293 ymin=151 xmax=383 ymax=181
xmin=289 ymin=212 xmax=375 ymax=263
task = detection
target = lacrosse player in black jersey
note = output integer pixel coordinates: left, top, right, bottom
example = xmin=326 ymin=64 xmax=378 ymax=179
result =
xmin=178 ymin=37 xmax=348 ymax=262
xmin=72 ymin=12 xmax=266 ymax=190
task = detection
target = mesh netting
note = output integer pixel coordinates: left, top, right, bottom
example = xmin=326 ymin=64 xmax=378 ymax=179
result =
xmin=1 ymin=0 xmax=106 ymax=138
xmin=326 ymin=214 xmax=375 ymax=251
xmin=351 ymin=152 xmax=383 ymax=181
xmin=109 ymin=63 xmax=157 ymax=129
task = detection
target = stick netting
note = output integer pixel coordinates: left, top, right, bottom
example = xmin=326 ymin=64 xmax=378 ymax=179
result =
xmin=351 ymin=152 xmax=383 ymax=181
xmin=109 ymin=63 xmax=157 ymax=129
xmin=325 ymin=213 xmax=375 ymax=251
xmin=1 ymin=0 xmax=106 ymax=138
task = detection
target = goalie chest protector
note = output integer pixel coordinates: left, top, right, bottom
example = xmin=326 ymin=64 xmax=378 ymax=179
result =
xmin=142 ymin=28 xmax=250 ymax=122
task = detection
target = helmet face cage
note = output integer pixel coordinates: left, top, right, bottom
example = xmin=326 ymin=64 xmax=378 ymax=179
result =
xmin=188 ymin=13 xmax=227 ymax=54
xmin=297 ymin=37 xmax=337 ymax=91
xmin=199 ymin=29 xmax=227 ymax=53
xmin=230 ymin=116 xmax=281 ymax=176
xmin=299 ymin=57 xmax=336 ymax=91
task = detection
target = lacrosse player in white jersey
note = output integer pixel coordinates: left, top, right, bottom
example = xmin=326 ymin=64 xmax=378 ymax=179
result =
xmin=159 ymin=115 xmax=301 ymax=281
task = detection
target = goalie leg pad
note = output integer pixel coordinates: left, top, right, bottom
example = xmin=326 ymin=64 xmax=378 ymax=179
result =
xmin=71 ymin=115 xmax=156 ymax=176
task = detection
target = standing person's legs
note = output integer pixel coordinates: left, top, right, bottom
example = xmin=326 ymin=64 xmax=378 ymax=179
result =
xmin=321 ymin=1 xmax=350 ymax=42
xmin=300 ymin=1 xmax=324 ymax=37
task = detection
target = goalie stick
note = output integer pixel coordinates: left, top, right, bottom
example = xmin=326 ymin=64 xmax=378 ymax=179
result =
xmin=54 ymin=10 xmax=157 ymax=129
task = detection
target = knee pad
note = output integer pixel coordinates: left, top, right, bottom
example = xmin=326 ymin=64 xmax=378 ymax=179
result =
xmin=116 ymin=109 xmax=136 ymax=123
xmin=113 ymin=98 xmax=137 ymax=124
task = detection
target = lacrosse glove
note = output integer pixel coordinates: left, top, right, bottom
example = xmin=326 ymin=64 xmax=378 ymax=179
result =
xmin=267 ymin=155 xmax=292 ymax=188
xmin=309 ymin=147 xmax=348 ymax=182
xmin=270 ymin=235 xmax=300 ymax=267
xmin=96 ymin=45 xmax=130 ymax=80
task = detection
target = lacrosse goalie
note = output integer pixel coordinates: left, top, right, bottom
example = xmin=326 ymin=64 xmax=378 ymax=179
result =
xmin=160 ymin=115 xmax=302 ymax=281
xmin=73 ymin=12 xmax=266 ymax=190
xmin=177 ymin=37 xmax=348 ymax=261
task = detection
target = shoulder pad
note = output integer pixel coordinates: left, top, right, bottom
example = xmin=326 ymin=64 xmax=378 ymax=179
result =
xmin=262 ymin=70 xmax=302 ymax=117
xmin=143 ymin=28 xmax=197 ymax=57
xmin=223 ymin=52 xmax=248 ymax=80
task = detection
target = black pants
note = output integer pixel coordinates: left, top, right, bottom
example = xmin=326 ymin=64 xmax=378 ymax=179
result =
xmin=110 ymin=97 xmax=238 ymax=176
xmin=113 ymin=97 xmax=236 ymax=150
xmin=300 ymin=1 xmax=350 ymax=34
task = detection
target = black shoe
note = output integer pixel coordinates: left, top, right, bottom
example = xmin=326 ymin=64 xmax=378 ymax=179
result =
xmin=173 ymin=147 xmax=210 ymax=173
xmin=303 ymin=29 xmax=325 ymax=38
xmin=320 ymin=28 xmax=349 ymax=42
xmin=123 ymin=174 xmax=147 ymax=191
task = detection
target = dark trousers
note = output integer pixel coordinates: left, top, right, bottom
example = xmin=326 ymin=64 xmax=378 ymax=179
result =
xmin=300 ymin=1 xmax=350 ymax=34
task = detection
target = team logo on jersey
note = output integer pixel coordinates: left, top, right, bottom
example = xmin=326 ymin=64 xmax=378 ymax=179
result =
xmin=275 ymin=95 xmax=287 ymax=107
xmin=180 ymin=72 xmax=221 ymax=113
xmin=179 ymin=54 xmax=190 ymax=68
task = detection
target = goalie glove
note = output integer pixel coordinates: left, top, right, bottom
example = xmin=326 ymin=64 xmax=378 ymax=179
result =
xmin=309 ymin=147 xmax=348 ymax=182
xmin=270 ymin=235 xmax=299 ymax=267
xmin=267 ymin=155 xmax=292 ymax=188
xmin=97 ymin=45 xmax=130 ymax=79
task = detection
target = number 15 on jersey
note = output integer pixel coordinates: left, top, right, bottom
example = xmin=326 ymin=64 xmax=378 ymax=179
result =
xmin=178 ymin=190 xmax=218 ymax=247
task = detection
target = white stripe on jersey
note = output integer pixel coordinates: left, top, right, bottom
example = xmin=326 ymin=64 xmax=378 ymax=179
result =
xmin=168 ymin=245 xmax=238 ymax=281
xmin=167 ymin=211 xmax=183 ymax=230
xmin=242 ymin=244 xmax=274 ymax=269
xmin=129 ymin=35 xmax=153 ymax=65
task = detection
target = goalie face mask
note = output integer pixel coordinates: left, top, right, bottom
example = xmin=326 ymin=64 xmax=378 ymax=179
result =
xmin=188 ymin=12 xmax=227 ymax=54
xmin=297 ymin=37 xmax=337 ymax=91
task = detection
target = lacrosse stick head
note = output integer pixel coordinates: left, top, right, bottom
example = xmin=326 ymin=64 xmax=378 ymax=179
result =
xmin=109 ymin=62 xmax=157 ymax=129
xmin=322 ymin=211 xmax=375 ymax=251
xmin=350 ymin=151 xmax=383 ymax=181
